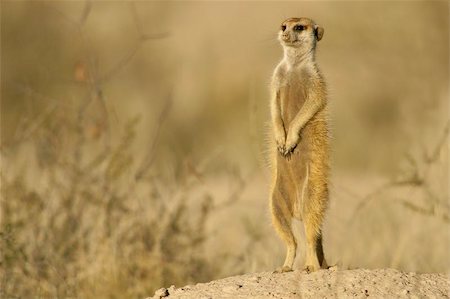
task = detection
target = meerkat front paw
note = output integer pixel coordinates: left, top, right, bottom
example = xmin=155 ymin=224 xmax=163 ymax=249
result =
xmin=283 ymin=130 xmax=299 ymax=156
xmin=274 ymin=127 xmax=286 ymax=154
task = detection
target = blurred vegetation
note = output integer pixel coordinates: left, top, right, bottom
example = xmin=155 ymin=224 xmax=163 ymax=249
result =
xmin=1 ymin=1 xmax=449 ymax=298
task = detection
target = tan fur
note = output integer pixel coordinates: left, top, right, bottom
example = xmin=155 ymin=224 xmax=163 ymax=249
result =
xmin=269 ymin=17 xmax=329 ymax=273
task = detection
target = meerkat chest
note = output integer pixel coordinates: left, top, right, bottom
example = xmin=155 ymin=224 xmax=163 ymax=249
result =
xmin=279 ymin=70 xmax=308 ymax=124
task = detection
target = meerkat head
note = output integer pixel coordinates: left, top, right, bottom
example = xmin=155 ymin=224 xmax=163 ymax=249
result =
xmin=279 ymin=17 xmax=324 ymax=51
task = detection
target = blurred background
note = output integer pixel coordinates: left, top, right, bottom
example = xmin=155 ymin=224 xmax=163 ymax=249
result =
xmin=1 ymin=1 xmax=448 ymax=298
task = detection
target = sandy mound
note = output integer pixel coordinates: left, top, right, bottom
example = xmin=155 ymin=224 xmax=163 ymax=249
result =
xmin=149 ymin=268 xmax=449 ymax=299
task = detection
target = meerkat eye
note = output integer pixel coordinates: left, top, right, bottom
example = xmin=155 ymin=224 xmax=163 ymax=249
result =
xmin=294 ymin=25 xmax=305 ymax=31
xmin=281 ymin=25 xmax=286 ymax=31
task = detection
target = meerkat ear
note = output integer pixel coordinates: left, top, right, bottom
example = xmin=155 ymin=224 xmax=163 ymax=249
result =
xmin=314 ymin=25 xmax=324 ymax=41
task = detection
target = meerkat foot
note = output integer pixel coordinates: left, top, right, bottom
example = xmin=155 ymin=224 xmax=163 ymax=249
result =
xmin=303 ymin=264 xmax=320 ymax=274
xmin=273 ymin=265 xmax=293 ymax=274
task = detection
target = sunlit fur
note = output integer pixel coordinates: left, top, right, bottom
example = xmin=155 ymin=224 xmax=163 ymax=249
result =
xmin=269 ymin=17 xmax=329 ymax=273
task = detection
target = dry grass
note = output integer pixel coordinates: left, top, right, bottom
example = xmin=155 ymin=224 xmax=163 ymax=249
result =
xmin=0 ymin=94 xmax=253 ymax=297
xmin=1 ymin=99 xmax=209 ymax=297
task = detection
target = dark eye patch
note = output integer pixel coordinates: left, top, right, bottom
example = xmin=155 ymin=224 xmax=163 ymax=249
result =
xmin=294 ymin=25 xmax=305 ymax=31
xmin=281 ymin=25 xmax=287 ymax=31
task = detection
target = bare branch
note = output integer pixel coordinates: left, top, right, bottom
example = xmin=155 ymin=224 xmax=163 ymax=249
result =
xmin=424 ymin=121 xmax=449 ymax=164
xmin=79 ymin=0 xmax=92 ymax=26
xmin=129 ymin=2 xmax=170 ymax=41
xmin=350 ymin=123 xmax=449 ymax=223
xmin=134 ymin=93 xmax=172 ymax=181
xmin=129 ymin=2 xmax=144 ymax=38
xmin=97 ymin=43 xmax=141 ymax=83
xmin=96 ymin=2 xmax=169 ymax=83
xmin=400 ymin=199 xmax=449 ymax=223
xmin=352 ymin=176 xmax=423 ymax=215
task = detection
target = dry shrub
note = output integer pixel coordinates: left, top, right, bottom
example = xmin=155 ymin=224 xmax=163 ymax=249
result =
xmin=0 ymin=102 xmax=226 ymax=298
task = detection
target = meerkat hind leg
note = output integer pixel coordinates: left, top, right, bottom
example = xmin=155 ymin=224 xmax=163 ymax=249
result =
xmin=300 ymin=158 xmax=328 ymax=273
xmin=303 ymin=191 xmax=327 ymax=272
xmin=273 ymin=222 xmax=296 ymax=274
xmin=303 ymin=220 xmax=322 ymax=273
xmin=271 ymin=191 xmax=297 ymax=273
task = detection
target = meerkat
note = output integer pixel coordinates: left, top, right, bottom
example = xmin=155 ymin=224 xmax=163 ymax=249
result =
xmin=269 ymin=17 xmax=329 ymax=273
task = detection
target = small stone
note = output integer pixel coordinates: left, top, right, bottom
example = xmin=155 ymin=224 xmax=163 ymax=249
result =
xmin=249 ymin=276 xmax=261 ymax=282
xmin=181 ymin=285 xmax=192 ymax=291
xmin=401 ymin=289 xmax=410 ymax=295
xmin=328 ymin=265 xmax=338 ymax=272
xmin=154 ymin=288 xmax=169 ymax=298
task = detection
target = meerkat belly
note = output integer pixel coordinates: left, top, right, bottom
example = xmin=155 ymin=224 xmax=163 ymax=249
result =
xmin=279 ymin=83 xmax=306 ymax=125
xmin=277 ymin=83 xmax=311 ymax=219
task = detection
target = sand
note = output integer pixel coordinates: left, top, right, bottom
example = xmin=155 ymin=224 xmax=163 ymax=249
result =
xmin=149 ymin=268 xmax=449 ymax=299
